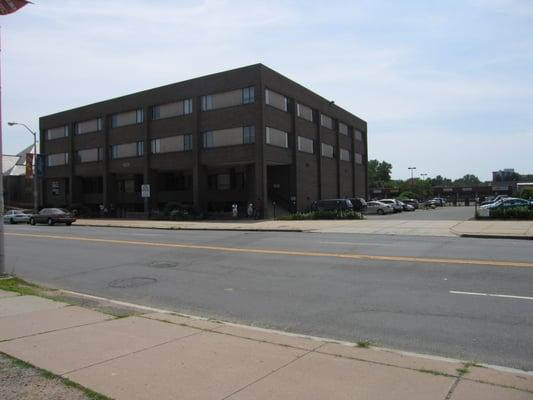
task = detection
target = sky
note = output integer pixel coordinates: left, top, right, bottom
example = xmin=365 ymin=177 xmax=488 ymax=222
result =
xmin=1 ymin=0 xmax=532 ymax=181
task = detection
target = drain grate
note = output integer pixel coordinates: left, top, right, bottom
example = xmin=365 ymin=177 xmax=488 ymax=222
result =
xmin=108 ymin=277 xmax=157 ymax=288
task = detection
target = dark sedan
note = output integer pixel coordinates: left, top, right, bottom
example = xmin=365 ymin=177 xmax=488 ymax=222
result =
xmin=30 ymin=208 xmax=76 ymax=226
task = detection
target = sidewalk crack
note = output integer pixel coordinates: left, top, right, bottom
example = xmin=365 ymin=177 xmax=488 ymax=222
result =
xmin=444 ymin=377 xmax=461 ymax=400
xmin=220 ymin=343 xmax=326 ymax=400
xmin=59 ymin=330 xmax=202 ymax=377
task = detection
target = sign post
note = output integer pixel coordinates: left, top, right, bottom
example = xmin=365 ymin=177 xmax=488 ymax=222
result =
xmin=141 ymin=184 xmax=150 ymax=219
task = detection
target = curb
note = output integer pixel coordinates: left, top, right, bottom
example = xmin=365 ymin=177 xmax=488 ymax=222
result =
xmin=460 ymin=234 xmax=533 ymax=240
xmin=61 ymin=288 xmax=533 ymax=376
xmin=74 ymin=223 xmax=304 ymax=233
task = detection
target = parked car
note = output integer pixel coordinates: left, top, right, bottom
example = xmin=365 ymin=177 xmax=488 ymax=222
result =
xmin=366 ymin=201 xmax=394 ymax=215
xmin=422 ymin=199 xmax=439 ymax=209
xmin=379 ymin=199 xmax=403 ymax=213
xmin=479 ymin=198 xmax=532 ymax=210
xmin=431 ymin=197 xmax=446 ymax=206
xmin=480 ymin=195 xmax=509 ymax=206
xmin=401 ymin=199 xmax=419 ymax=209
xmin=29 ymin=208 xmax=76 ymax=226
xmin=396 ymin=200 xmax=414 ymax=211
xmin=308 ymin=199 xmax=354 ymax=212
xmin=348 ymin=198 xmax=367 ymax=212
xmin=3 ymin=209 xmax=32 ymax=224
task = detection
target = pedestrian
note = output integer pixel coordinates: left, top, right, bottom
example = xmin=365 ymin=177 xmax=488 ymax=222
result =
xmin=247 ymin=203 xmax=254 ymax=219
xmin=254 ymin=198 xmax=263 ymax=219
xmin=232 ymin=202 xmax=239 ymax=218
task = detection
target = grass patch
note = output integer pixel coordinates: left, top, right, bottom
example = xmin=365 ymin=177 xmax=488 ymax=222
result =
xmin=457 ymin=361 xmax=479 ymax=376
xmin=0 ymin=277 xmax=41 ymax=296
xmin=356 ymin=340 xmax=375 ymax=349
xmin=416 ymin=368 xmax=454 ymax=377
xmin=1 ymin=351 xmax=112 ymax=400
xmin=61 ymin=377 xmax=112 ymax=400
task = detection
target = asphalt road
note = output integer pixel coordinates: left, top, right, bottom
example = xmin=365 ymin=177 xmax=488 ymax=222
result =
xmin=4 ymin=224 xmax=533 ymax=370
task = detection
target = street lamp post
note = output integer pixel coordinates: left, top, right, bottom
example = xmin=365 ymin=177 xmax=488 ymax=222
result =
xmin=8 ymin=122 xmax=38 ymax=213
xmin=408 ymin=167 xmax=417 ymax=188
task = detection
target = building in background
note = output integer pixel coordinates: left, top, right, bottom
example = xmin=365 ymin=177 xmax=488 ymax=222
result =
xmin=39 ymin=64 xmax=368 ymax=217
xmin=2 ymin=143 xmax=40 ymax=209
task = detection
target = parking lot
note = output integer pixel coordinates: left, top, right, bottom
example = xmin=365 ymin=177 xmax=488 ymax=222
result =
xmin=365 ymin=205 xmax=475 ymax=221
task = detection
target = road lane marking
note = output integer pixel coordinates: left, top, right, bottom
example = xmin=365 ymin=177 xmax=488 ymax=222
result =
xmin=6 ymin=232 xmax=533 ymax=269
xmin=319 ymin=241 xmax=386 ymax=246
xmin=450 ymin=290 xmax=533 ymax=301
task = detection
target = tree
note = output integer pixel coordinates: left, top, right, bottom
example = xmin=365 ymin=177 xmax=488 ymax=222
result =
xmin=431 ymin=175 xmax=452 ymax=187
xmin=376 ymin=161 xmax=392 ymax=183
xmin=368 ymin=160 xmax=392 ymax=187
xmin=454 ymin=174 xmax=481 ymax=186
xmin=367 ymin=159 xmax=379 ymax=188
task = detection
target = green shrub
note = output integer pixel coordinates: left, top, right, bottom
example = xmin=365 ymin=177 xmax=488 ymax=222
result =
xmin=398 ymin=191 xmax=418 ymax=200
xmin=520 ymin=189 xmax=533 ymax=200
xmin=489 ymin=206 xmax=533 ymax=220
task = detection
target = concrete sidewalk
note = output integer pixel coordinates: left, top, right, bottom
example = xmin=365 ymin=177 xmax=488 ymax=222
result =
xmin=1 ymin=288 xmax=532 ymax=400
xmin=74 ymin=217 xmax=533 ymax=239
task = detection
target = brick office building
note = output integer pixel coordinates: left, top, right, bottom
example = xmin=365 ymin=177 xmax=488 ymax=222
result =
xmin=39 ymin=64 xmax=368 ymax=217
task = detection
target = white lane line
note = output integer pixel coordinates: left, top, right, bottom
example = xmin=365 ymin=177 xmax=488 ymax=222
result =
xmin=319 ymin=241 xmax=386 ymax=246
xmin=450 ymin=290 xmax=533 ymax=301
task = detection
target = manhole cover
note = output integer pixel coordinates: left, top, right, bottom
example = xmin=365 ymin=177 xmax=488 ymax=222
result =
xmin=108 ymin=277 xmax=157 ymax=288
xmin=149 ymin=261 xmax=178 ymax=269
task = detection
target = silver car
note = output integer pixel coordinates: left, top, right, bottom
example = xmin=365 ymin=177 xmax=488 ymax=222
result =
xmin=366 ymin=201 xmax=394 ymax=215
xmin=3 ymin=209 xmax=32 ymax=224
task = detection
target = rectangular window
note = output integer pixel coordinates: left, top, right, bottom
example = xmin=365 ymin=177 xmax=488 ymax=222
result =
xmin=47 ymin=152 xmax=69 ymax=166
xmin=76 ymin=147 xmax=103 ymax=163
xmin=184 ymin=98 xmax=193 ymax=114
xmin=46 ymin=126 xmax=69 ymax=140
xmin=321 ymin=143 xmax=335 ymax=158
xmin=150 ymin=134 xmax=192 ymax=154
xmin=110 ymin=142 xmax=143 ymax=159
xmin=265 ymin=89 xmax=288 ymax=112
xmin=152 ymin=106 xmax=161 ymax=120
xmin=203 ymin=131 xmax=214 ymax=148
xmin=243 ymin=126 xmax=255 ymax=144
xmin=339 ymin=122 xmax=349 ymax=136
xmin=265 ymin=127 xmax=289 ymax=148
xmin=201 ymin=95 xmax=213 ymax=111
xmin=217 ymin=174 xmax=231 ymax=190
xmin=203 ymin=127 xmax=252 ymax=148
xmin=75 ymin=118 xmax=102 ymax=135
xmin=111 ymin=109 xmax=143 ymax=128
xmin=354 ymin=130 xmax=363 ymax=141
xmin=355 ymin=152 xmax=363 ymax=164
xmin=243 ymin=86 xmax=255 ymax=104
xmin=151 ymin=138 xmax=160 ymax=154
xmin=152 ymin=99 xmax=193 ymax=120
xmin=184 ymin=134 xmax=193 ymax=150
xmin=340 ymin=148 xmax=351 ymax=162
xmin=297 ymin=136 xmax=314 ymax=154
xmin=320 ymin=114 xmax=333 ymax=129
xmin=296 ymin=103 xmax=314 ymax=122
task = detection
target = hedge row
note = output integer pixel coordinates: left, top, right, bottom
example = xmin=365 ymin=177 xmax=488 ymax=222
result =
xmin=484 ymin=206 xmax=533 ymax=220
